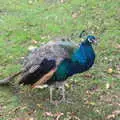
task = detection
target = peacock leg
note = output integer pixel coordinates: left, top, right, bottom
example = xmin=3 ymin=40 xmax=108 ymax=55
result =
xmin=50 ymin=86 xmax=54 ymax=103
xmin=61 ymin=84 xmax=65 ymax=101
xmin=59 ymin=83 xmax=74 ymax=104
xmin=50 ymin=86 xmax=58 ymax=105
xmin=55 ymin=83 xmax=66 ymax=103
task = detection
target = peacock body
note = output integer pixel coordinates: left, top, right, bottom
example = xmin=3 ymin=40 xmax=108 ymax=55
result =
xmin=0 ymin=34 xmax=97 ymax=103
xmin=19 ymin=36 xmax=96 ymax=86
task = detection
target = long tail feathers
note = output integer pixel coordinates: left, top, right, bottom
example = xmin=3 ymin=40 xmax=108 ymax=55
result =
xmin=0 ymin=71 xmax=23 ymax=85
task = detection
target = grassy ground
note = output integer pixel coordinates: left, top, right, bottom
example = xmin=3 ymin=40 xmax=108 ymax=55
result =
xmin=0 ymin=0 xmax=120 ymax=120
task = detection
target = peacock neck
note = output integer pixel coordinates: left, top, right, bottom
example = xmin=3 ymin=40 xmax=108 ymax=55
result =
xmin=67 ymin=42 xmax=95 ymax=76
xmin=78 ymin=42 xmax=95 ymax=65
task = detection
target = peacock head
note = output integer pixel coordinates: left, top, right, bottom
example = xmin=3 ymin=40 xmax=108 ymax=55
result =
xmin=85 ymin=35 xmax=97 ymax=45
xmin=79 ymin=31 xmax=97 ymax=45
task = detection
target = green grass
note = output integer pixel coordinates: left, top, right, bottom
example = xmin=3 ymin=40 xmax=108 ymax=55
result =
xmin=0 ymin=0 xmax=120 ymax=120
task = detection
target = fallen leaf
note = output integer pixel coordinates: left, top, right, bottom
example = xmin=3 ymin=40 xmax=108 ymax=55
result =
xmin=106 ymin=114 xmax=115 ymax=120
xmin=43 ymin=112 xmax=64 ymax=120
xmin=84 ymin=73 xmax=93 ymax=78
xmin=44 ymin=112 xmax=54 ymax=117
xmin=74 ymin=116 xmax=81 ymax=120
xmin=28 ymin=46 xmax=37 ymax=51
xmin=13 ymin=106 xmax=21 ymax=113
xmin=104 ymin=57 xmax=108 ymax=60
xmin=65 ymin=112 xmax=80 ymax=120
xmin=55 ymin=112 xmax=64 ymax=120
xmin=31 ymin=40 xmax=38 ymax=44
xmin=0 ymin=105 xmax=3 ymax=112
xmin=85 ymin=101 xmax=96 ymax=106
xmin=65 ymin=83 xmax=70 ymax=88
xmin=14 ymin=118 xmax=22 ymax=120
xmin=115 ymin=44 xmax=120 ymax=49
xmin=106 ymin=82 xmax=110 ymax=89
xmin=28 ymin=117 xmax=34 ymax=120
xmin=14 ymin=117 xmax=34 ymax=120
xmin=36 ymin=104 xmax=43 ymax=108
xmin=89 ymin=102 xmax=96 ymax=106
xmin=0 ymin=72 xmax=2 ymax=76
xmin=72 ymin=12 xmax=79 ymax=19
xmin=106 ymin=110 xmax=120 ymax=120
xmin=60 ymin=0 xmax=64 ymax=3
xmin=24 ymin=28 xmax=27 ymax=31
xmin=27 ymin=110 xmax=36 ymax=115
xmin=107 ymin=68 xmax=113 ymax=74
xmin=33 ymin=84 xmax=48 ymax=89
xmin=28 ymin=0 xmax=33 ymax=4
xmin=20 ymin=106 xmax=27 ymax=110
xmin=9 ymin=55 xmax=13 ymax=59
xmin=112 ymin=110 xmax=120 ymax=116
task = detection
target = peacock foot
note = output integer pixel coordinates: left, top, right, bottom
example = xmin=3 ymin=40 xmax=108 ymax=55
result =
xmin=50 ymin=98 xmax=74 ymax=105
xmin=64 ymin=98 xmax=74 ymax=104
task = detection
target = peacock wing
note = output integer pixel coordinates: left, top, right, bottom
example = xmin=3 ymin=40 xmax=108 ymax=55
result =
xmin=20 ymin=37 xmax=78 ymax=86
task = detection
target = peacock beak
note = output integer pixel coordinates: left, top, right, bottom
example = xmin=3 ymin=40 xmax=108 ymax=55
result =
xmin=93 ymin=39 xmax=97 ymax=45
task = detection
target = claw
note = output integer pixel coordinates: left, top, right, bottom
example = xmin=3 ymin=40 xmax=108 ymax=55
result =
xmin=49 ymin=82 xmax=73 ymax=105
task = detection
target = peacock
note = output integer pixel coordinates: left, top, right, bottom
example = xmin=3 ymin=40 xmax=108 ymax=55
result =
xmin=0 ymin=31 xmax=97 ymax=104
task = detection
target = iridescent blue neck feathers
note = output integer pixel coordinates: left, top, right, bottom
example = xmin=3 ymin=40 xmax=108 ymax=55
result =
xmin=67 ymin=41 xmax=95 ymax=76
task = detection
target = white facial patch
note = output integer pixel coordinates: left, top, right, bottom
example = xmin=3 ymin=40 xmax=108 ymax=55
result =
xmin=88 ymin=38 xmax=92 ymax=43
